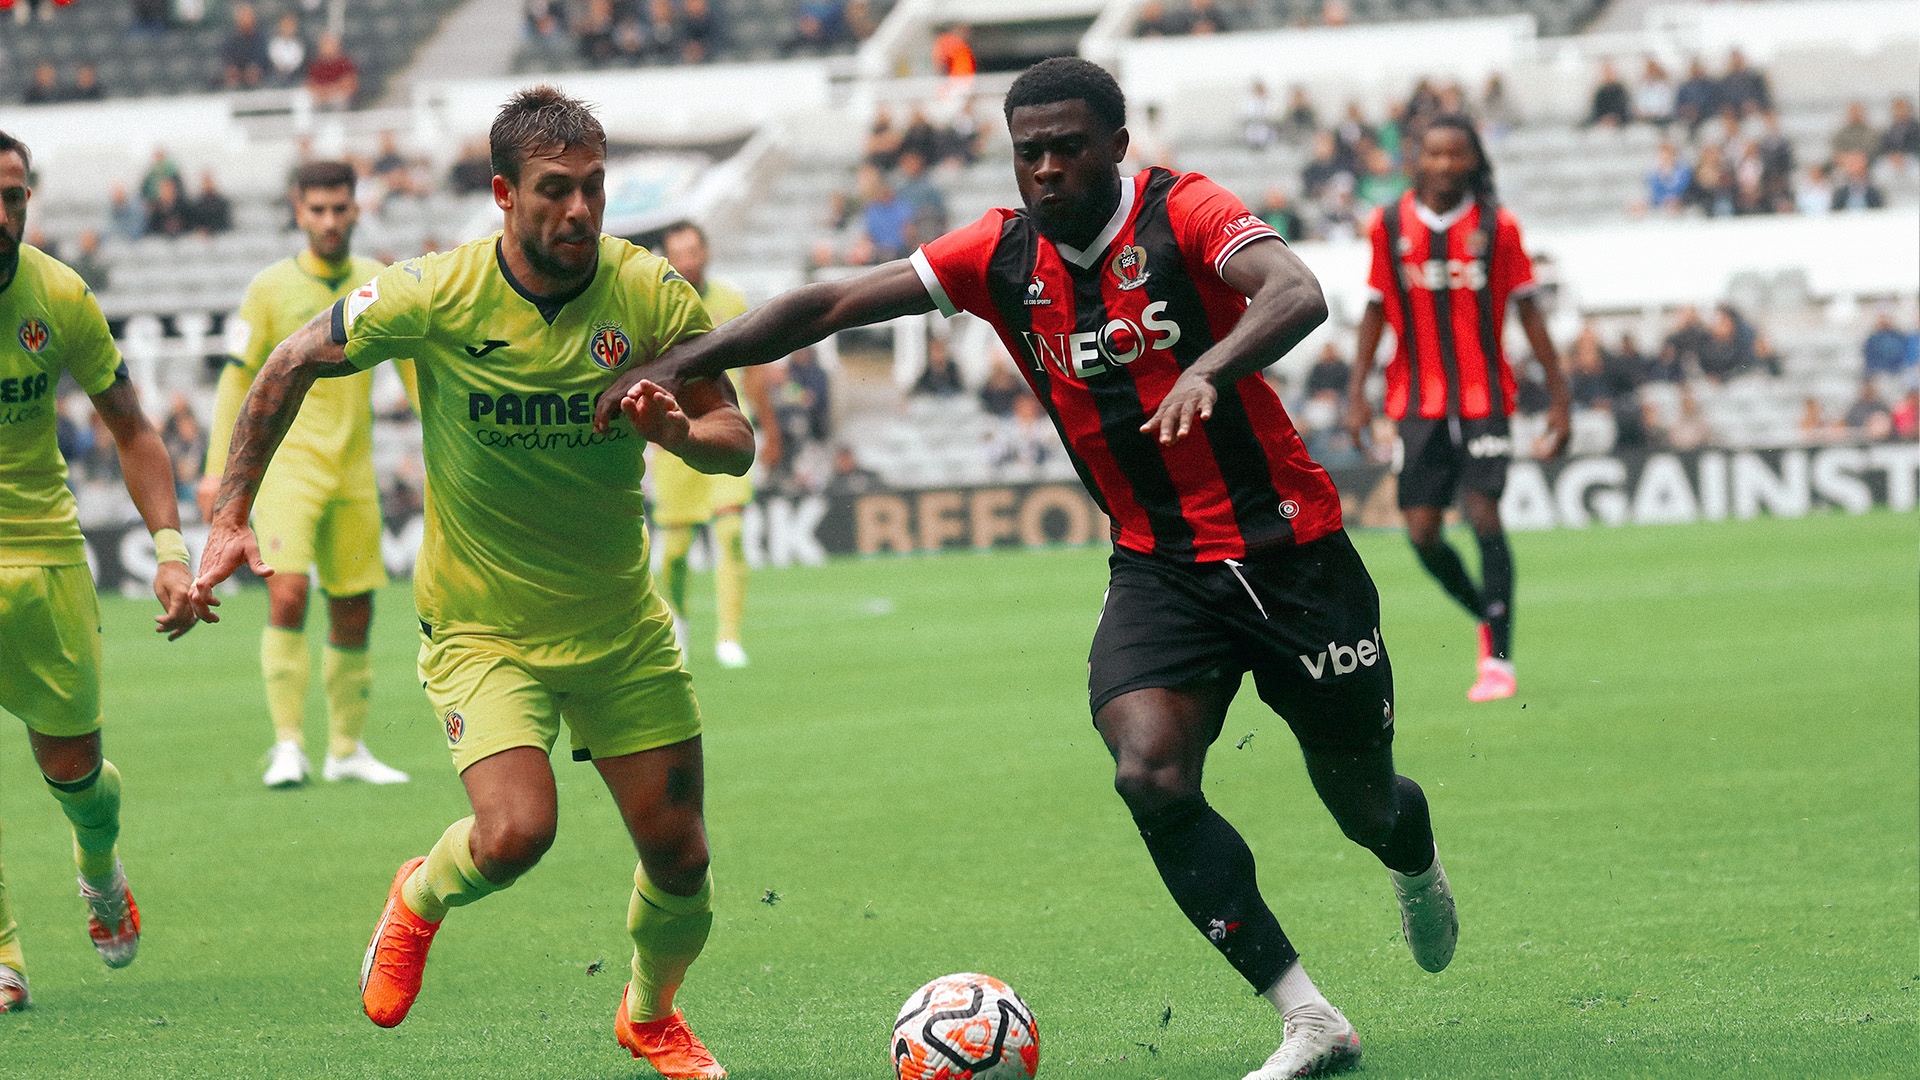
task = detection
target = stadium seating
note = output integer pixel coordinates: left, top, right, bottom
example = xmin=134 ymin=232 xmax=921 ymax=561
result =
xmin=511 ymin=0 xmax=901 ymax=73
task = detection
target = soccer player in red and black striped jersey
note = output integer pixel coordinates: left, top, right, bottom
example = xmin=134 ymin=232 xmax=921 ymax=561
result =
xmin=1346 ymin=115 xmax=1570 ymax=703
xmin=599 ymin=58 xmax=1452 ymax=1080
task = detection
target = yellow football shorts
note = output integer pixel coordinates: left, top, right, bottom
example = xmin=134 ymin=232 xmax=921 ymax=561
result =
xmin=418 ymin=590 xmax=702 ymax=774
xmin=0 ymin=563 xmax=103 ymax=737
xmin=650 ymin=449 xmax=753 ymax=527
xmin=252 ymin=468 xmax=388 ymax=596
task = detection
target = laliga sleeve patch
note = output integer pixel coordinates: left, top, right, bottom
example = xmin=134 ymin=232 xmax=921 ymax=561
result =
xmin=342 ymin=278 xmax=381 ymax=331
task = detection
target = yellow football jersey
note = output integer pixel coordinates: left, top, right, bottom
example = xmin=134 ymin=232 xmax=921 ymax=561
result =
xmin=335 ymin=233 xmax=711 ymax=642
xmin=0 ymin=245 xmax=125 ymax=567
xmin=204 ymin=251 xmax=391 ymax=496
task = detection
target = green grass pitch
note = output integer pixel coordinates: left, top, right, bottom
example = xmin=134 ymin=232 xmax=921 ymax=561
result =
xmin=1 ymin=511 xmax=1913 ymax=1078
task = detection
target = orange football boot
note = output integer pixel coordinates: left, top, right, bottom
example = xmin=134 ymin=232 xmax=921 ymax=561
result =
xmin=359 ymin=856 xmax=439 ymax=1028
xmin=615 ymin=985 xmax=726 ymax=1079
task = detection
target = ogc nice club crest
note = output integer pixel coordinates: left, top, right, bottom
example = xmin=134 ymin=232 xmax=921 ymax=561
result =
xmin=17 ymin=317 xmax=49 ymax=354
xmin=588 ymin=324 xmax=632 ymax=370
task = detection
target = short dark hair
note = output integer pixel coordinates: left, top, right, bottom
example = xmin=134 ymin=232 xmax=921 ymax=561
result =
xmin=1003 ymin=57 xmax=1127 ymax=134
xmin=0 ymin=130 xmax=31 ymax=176
xmin=662 ymin=220 xmax=706 ymax=246
xmin=293 ymin=160 xmax=356 ymax=196
xmin=490 ymin=85 xmax=606 ymax=186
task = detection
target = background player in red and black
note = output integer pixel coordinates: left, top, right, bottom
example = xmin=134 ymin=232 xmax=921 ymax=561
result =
xmin=599 ymin=58 xmax=1454 ymax=1080
xmin=1346 ymin=115 xmax=1570 ymax=702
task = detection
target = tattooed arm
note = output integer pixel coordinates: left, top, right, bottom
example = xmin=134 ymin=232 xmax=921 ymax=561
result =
xmin=188 ymin=310 xmax=358 ymax=622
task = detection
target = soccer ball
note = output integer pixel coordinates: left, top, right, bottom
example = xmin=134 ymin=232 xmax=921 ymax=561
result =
xmin=892 ymin=972 xmax=1039 ymax=1080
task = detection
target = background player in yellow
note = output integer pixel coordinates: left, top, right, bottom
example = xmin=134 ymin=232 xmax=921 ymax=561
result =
xmin=0 ymin=131 xmax=198 ymax=1012
xmin=200 ymin=161 xmax=413 ymax=789
xmin=190 ymin=89 xmax=753 ymax=1078
xmin=648 ymin=221 xmax=778 ymax=669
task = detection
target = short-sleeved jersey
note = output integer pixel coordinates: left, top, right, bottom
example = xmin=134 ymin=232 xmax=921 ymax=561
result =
xmin=204 ymin=252 xmax=388 ymax=493
xmin=911 ymin=167 xmax=1342 ymax=562
xmin=0 ymin=246 xmax=125 ymax=567
xmin=1365 ymin=192 xmax=1536 ymax=421
xmin=332 ymin=233 xmax=710 ymax=642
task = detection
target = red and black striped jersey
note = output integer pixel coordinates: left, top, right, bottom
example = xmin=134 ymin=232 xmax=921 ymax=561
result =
xmin=910 ymin=167 xmax=1343 ymax=563
xmin=1365 ymin=191 xmax=1537 ymax=421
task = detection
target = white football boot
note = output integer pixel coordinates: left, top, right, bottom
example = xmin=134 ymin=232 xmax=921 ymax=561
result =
xmin=263 ymin=739 xmax=311 ymax=788
xmin=1243 ymin=1004 xmax=1362 ymax=1079
xmin=714 ymin=640 xmax=749 ymax=669
xmin=1391 ymin=844 xmax=1459 ymax=973
xmin=323 ymin=742 xmax=410 ymax=784
xmin=78 ymin=861 xmax=140 ymax=968
xmin=0 ymin=964 xmax=30 ymax=1012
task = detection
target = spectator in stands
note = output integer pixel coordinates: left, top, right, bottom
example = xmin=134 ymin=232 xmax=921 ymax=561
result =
xmin=1300 ymin=130 xmax=1350 ymax=202
xmin=24 ymin=227 xmax=57 ymax=261
xmin=1863 ymin=312 xmax=1915 ymax=379
xmin=1664 ymin=390 xmax=1713 ymax=450
xmin=780 ymin=347 xmax=833 ymax=443
xmin=1356 ymin=145 xmax=1406 ymax=211
xmin=893 ymin=151 xmax=947 ymax=239
xmin=1635 ymin=58 xmax=1675 ymax=128
xmin=1673 ymin=59 xmax=1718 ymax=139
xmin=161 ymin=393 xmax=204 ymax=503
xmin=898 ymin=108 xmax=942 ymax=165
xmin=646 ymin=0 xmax=684 ymax=63
xmin=864 ymin=105 xmax=904 ymax=170
xmin=1568 ymin=325 xmax=1613 ymax=409
xmin=932 ymin=23 xmax=976 ymax=85
xmin=845 ymin=0 xmax=878 ymax=42
xmin=785 ymin=0 xmax=844 ymax=56
xmin=937 ymin=98 xmax=985 ymax=166
xmin=449 ymin=140 xmax=493 ymax=194
xmin=1333 ymin=102 xmax=1374 ymax=172
xmin=1659 ymin=306 xmax=1709 ymax=380
xmin=1303 ymin=344 xmax=1350 ymax=398
xmin=146 ymin=177 xmax=190 ymax=237
xmin=1797 ymin=397 xmax=1843 ymax=444
xmin=268 ymin=12 xmax=308 ymax=87
xmin=1187 ymin=0 xmax=1230 ymax=34
xmin=132 ymin=0 xmax=169 ymax=34
xmin=1135 ymin=1 xmax=1185 ymax=36
xmin=306 ymin=32 xmax=359 ymax=109
xmin=140 ymin=148 xmax=182 ymax=208
xmin=1795 ymin=162 xmax=1833 ymax=215
xmin=107 ymin=182 xmax=144 ymax=242
xmin=1321 ymin=0 xmax=1349 ymax=27
xmin=71 ymin=64 xmax=104 ymax=102
xmin=1242 ymin=80 xmax=1278 ymax=151
xmin=911 ymin=340 xmax=965 ymax=398
xmin=1830 ymin=101 xmax=1878 ymax=160
xmin=1717 ymin=49 xmax=1771 ymax=119
xmin=1753 ymin=333 xmax=1783 ymax=378
xmin=825 ymin=446 xmax=882 ymax=495
xmin=680 ymin=0 xmax=720 ymax=63
xmin=1844 ymin=380 xmax=1894 ymax=440
xmin=222 ymin=3 xmax=272 ymax=90
xmin=1696 ymin=306 xmax=1756 ymax=382
xmin=978 ymin=358 xmax=1022 ymax=418
xmin=1893 ymin=390 xmax=1919 ymax=441
xmin=1257 ymin=186 xmax=1304 ymax=242
xmin=1644 ymin=141 xmax=1692 ymax=213
xmin=1731 ymin=141 xmax=1772 ymax=216
xmin=985 ymin=394 xmax=1054 ymax=477
xmin=859 ymin=169 xmax=913 ymax=261
xmin=1282 ymin=86 xmax=1318 ymax=140
xmin=23 ymin=62 xmax=62 ymax=105
xmin=1829 ymin=150 xmax=1884 ymax=211
xmin=1682 ymin=146 xmax=1735 ymax=217
xmin=1755 ymin=113 xmax=1795 ymax=201
xmin=1611 ymin=332 xmax=1652 ymax=386
xmin=524 ymin=0 xmax=568 ymax=36
xmin=1882 ymin=96 xmax=1920 ymax=172
xmin=1480 ymin=75 xmax=1517 ymax=140
xmin=69 ymin=229 xmax=109 ymax=293
xmin=187 ymin=172 xmax=233 ymax=235
xmin=1585 ymin=60 xmax=1631 ymax=129
xmin=575 ymin=0 xmax=618 ymax=63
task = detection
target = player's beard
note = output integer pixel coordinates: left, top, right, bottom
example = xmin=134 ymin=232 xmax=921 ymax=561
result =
xmin=0 ymin=217 xmax=20 ymax=262
xmin=520 ymin=229 xmax=597 ymax=290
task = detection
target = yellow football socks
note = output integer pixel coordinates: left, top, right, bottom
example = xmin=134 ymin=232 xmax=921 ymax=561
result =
xmin=45 ymin=761 xmax=121 ymax=881
xmin=659 ymin=524 xmax=695 ymax=617
xmin=713 ymin=512 xmax=747 ymax=646
xmin=261 ymin=626 xmax=309 ymax=747
xmin=625 ymin=866 xmax=713 ymax=1022
xmin=401 ymin=816 xmax=512 ymax=923
xmin=323 ymin=644 xmax=372 ymax=759
xmin=0 ymin=817 xmax=23 ymax=974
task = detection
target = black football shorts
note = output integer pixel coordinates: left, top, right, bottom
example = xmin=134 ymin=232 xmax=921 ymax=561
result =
xmin=1087 ymin=531 xmax=1396 ymax=754
xmin=1395 ymin=415 xmax=1512 ymax=510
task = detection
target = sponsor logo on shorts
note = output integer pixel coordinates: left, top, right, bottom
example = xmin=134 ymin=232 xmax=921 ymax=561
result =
xmin=17 ymin=317 xmax=49 ymax=354
xmin=1279 ymin=499 xmax=1300 ymax=519
xmin=588 ymin=324 xmax=631 ymax=370
xmin=1467 ymin=433 xmax=1512 ymax=459
xmin=1299 ymin=626 xmax=1383 ymax=680
xmin=444 ymin=710 xmax=464 ymax=744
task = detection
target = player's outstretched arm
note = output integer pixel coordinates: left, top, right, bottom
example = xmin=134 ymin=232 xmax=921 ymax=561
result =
xmin=89 ymin=374 xmax=197 ymax=639
xmin=624 ymin=376 xmax=756 ymax=476
xmin=190 ymin=311 xmax=356 ymax=622
xmin=594 ymin=260 xmax=934 ymax=432
xmin=1140 ymin=238 xmax=1329 ymax=445
xmin=1346 ymin=300 xmax=1388 ymax=450
xmin=1516 ymin=294 xmax=1571 ymax=458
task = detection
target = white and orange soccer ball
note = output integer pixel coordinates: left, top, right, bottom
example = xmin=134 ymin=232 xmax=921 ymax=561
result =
xmin=891 ymin=972 xmax=1040 ymax=1080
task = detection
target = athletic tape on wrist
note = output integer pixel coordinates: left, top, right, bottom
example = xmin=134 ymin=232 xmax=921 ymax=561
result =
xmin=152 ymin=528 xmax=190 ymax=566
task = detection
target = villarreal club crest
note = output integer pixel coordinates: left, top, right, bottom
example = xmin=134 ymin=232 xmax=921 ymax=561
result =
xmin=589 ymin=324 xmax=632 ymax=371
xmin=17 ymin=316 xmax=49 ymax=354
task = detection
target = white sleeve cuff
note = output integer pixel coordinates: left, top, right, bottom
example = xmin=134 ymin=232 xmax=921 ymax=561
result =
xmin=1213 ymin=227 xmax=1282 ymax=276
xmin=1510 ymin=280 xmax=1540 ymax=298
xmin=909 ymin=248 xmax=958 ymax=318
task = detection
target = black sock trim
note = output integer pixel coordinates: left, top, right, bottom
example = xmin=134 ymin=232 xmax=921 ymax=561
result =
xmin=45 ymin=764 xmax=103 ymax=793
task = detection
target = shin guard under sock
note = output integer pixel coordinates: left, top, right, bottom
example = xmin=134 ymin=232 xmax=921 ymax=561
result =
xmin=713 ymin=512 xmax=746 ymax=645
xmin=323 ymin=645 xmax=372 ymax=759
xmin=659 ymin=525 xmax=695 ymax=618
xmin=261 ymin=626 xmax=309 ymax=746
xmin=1134 ymin=794 xmax=1297 ymax=992
xmin=46 ymin=761 xmax=121 ymax=881
xmin=1413 ymin=540 xmax=1487 ymax=619
xmin=402 ymin=817 xmax=511 ymax=922
xmin=1369 ymin=775 xmax=1437 ymax=875
xmin=1476 ymin=531 xmax=1514 ymax=659
xmin=626 ymin=866 xmax=714 ymax=1021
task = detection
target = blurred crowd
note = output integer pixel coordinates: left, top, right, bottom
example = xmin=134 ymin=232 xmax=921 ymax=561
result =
xmin=811 ymin=100 xmax=985 ymax=268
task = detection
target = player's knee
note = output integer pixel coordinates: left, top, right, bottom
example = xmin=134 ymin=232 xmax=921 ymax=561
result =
xmin=639 ymin=831 xmax=710 ymax=892
xmin=1332 ymin=803 xmax=1399 ymax=850
xmin=1112 ymin=760 xmax=1195 ymax=814
xmin=473 ymin=815 xmax=557 ymax=878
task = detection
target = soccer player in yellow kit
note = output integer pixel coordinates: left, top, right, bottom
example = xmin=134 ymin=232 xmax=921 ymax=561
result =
xmin=648 ymin=221 xmax=776 ymax=668
xmin=0 ymin=131 xmax=197 ymax=1012
xmin=200 ymin=160 xmax=412 ymax=788
xmin=191 ymin=89 xmax=750 ymax=1077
